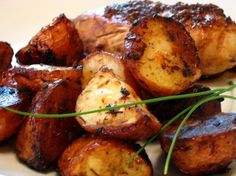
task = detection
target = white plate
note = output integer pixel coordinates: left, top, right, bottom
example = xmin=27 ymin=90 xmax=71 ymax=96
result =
xmin=0 ymin=0 xmax=235 ymax=175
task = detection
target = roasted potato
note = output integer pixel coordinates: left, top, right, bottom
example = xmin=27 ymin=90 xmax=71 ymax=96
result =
xmin=160 ymin=113 xmax=236 ymax=175
xmin=0 ymin=86 xmax=31 ymax=142
xmin=76 ymin=67 xmax=161 ymax=140
xmin=149 ymin=84 xmax=222 ymax=122
xmin=125 ymin=16 xmax=201 ymax=96
xmin=74 ymin=14 xmax=129 ymax=55
xmin=16 ymin=14 xmax=84 ymax=66
xmin=80 ymin=51 xmax=138 ymax=91
xmin=1 ymin=64 xmax=81 ymax=91
xmin=74 ymin=0 xmax=236 ymax=76
xmin=58 ymin=135 xmax=153 ymax=176
xmin=0 ymin=42 xmax=13 ymax=73
xmin=16 ymin=80 xmax=82 ymax=171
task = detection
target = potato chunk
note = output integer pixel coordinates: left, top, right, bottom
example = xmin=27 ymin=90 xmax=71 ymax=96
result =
xmin=0 ymin=42 xmax=13 ymax=73
xmin=1 ymin=64 xmax=81 ymax=91
xmin=125 ymin=16 xmax=201 ymax=96
xmin=16 ymin=80 xmax=82 ymax=171
xmin=80 ymin=51 xmax=137 ymax=91
xmin=59 ymin=135 xmax=153 ymax=176
xmin=16 ymin=14 xmax=84 ymax=66
xmin=0 ymin=86 xmax=31 ymax=142
xmin=160 ymin=113 xmax=236 ymax=175
xmin=76 ymin=68 xmax=161 ymax=140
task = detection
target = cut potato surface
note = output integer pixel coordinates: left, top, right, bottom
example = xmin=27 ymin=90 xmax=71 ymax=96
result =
xmin=76 ymin=68 xmax=161 ymax=140
xmin=59 ymin=135 xmax=153 ymax=176
xmin=125 ymin=16 xmax=201 ymax=96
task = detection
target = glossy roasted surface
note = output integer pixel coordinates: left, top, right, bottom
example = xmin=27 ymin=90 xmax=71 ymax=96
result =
xmin=16 ymin=80 xmax=82 ymax=171
xmin=0 ymin=42 xmax=13 ymax=74
xmin=160 ymin=113 xmax=236 ymax=175
xmin=16 ymin=14 xmax=84 ymax=66
xmin=59 ymin=135 xmax=153 ymax=176
xmin=1 ymin=64 xmax=81 ymax=91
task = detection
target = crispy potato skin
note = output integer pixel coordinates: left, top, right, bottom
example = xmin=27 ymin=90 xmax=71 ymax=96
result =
xmin=80 ymin=51 xmax=138 ymax=92
xmin=75 ymin=0 xmax=236 ymax=76
xmin=59 ymin=135 xmax=153 ymax=176
xmin=125 ymin=16 xmax=201 ymax=96
xmin=16 ymin=80 xmax=82 ymax=171
xmin=149 ymin=84 xmax=222 ymax=122
xmin=1 ymin=64 xmax=81 ymax=91
xmin=16 ymin=14 xmax=84 ymax=66
xmin=0 ymin=87 xmax=31 ymax=142
xmin=160 ymin=113 xmax=236 ymax=175
xmin=0 ymin=42 xmax=13 ymax=73
xmin=76 ymin=68 xmax=161 ymax=140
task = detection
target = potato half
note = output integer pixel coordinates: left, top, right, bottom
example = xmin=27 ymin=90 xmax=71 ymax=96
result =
xmin=16 ymin=80 xmax=82 ymax=171
xmin=125 ymin=16 xmax=201 ymax=96
xmin=16 ymin=14 xmax=84 ymax=66
xmin=76 ymin=68 xmax=161 ymax=140
xmin=1 ymin=64 xmax=81 ymax=91
xmin=80 ymin=51 xmax=138 ymax=91
xmin=59 ymin=135 xmax=153 ymax=176
xmin=160 ymin=113 xmax=236 ymax=175
xmin=0 ymin=86 xmax=31 ymax=142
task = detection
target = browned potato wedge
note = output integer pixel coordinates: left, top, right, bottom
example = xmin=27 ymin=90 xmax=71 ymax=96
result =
xmin=74 ymin=0 xmax=236 ymax=76
xmin=58 ymin=135 xmax=153 ymax=176
xmin=76 ymin=67 xmax=161 ymax=140
xmin=149 ymin=84 xmax=222 ymax=122
xmin=125 ymin=16 xmax=201 ymax=96
xmin=80 ymin=51 xmax=138 ymax=91
xmin=160 ymin=113 xmax=236 ymax=175
xmin=0 ymin=86 xmax=31 ymax=142
xmin=0 ymin=42 xmax=13 ymax=73
xmin=16 ymin=14 xmax=84 ymax=66
xmin=1 ymin=64 xmax=81 ymax=91
xmin=16 ymin=80 xmax=82 ymax=171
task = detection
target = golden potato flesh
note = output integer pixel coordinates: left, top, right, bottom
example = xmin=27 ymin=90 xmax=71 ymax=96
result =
xmin=0 ymin=86 xmax=31 ymax=142
xmin=16 ymin=14 xmax=84 ymax=66
xmin=80 ymin=51 xmax=138 ymax=91
xmin=125 ymin=16 xmax=201 ymax=96
xmin=0 ymin=42 xmax=13 ymax=73
xmin=76 ymin=68 xmax=161 ymax=140
xmin=16 ymin=80 xmax=82 ymax=171
xmin=1 ymin=64 xmax=81 ymax=91
xmin=59 ymin=135 xmax=153 ymax=176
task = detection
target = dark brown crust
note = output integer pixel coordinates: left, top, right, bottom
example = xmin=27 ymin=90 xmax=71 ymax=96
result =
xmin=0 ymin=87 xmax=31 ymax=142
xmin=16 ymin=14 xmax=84 ymax=66
xmin=125 ymin=16 xmax=201 ymax=96
xmin=58 ymin=135 xmax=153 ymax=176
xmin=0 ymin=42 xmax=13 ymax=74
xmin=16 ymin=80 xmax=82 ymax=171
xmin=160 ymin=113 xmax=236 ymax=175
xmin=1 ymin=64 xmax=81 ymax=91
xmin=104 ymin=0 xmax=234 ymax=29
